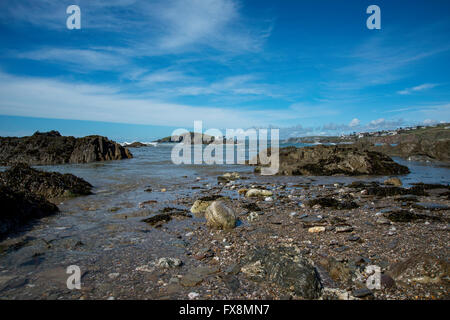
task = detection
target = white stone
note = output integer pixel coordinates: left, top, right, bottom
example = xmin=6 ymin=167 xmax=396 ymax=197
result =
xmin=188 ymin=292 xmax=200 ymax=299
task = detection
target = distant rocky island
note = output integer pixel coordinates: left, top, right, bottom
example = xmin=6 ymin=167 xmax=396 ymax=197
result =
xmin=123 ymin=142 xmax=151 ymax=148
xmin=154 ymin=132 xmax=236 ymax=144
xmin=0 ymin=130 xmax=133 ymax=166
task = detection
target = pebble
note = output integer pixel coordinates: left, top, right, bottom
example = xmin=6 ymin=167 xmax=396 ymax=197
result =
xmin=381 ymin=274 xmax=396 ymax=289
xmin=347 ymin=235 xmax=360 ymax=242
xmin=335 ymin=245 xmax=349 ymax=252
xmin=335 ymin=226 xmax=354 ymax=233
xmin=155 ymin=257 xmax=183 ymax=268
xmin=188 ymin=292 xmax=200 ymax=299
xmin=352 ymin=287 xmax=373 ymax=298
xmin=247 ymin=212 xmax=259 ymax=222
xmin=376 ymin=217 xmax=391 ymax=225
xmin=308 ymin=226 xmax=326 ymax=233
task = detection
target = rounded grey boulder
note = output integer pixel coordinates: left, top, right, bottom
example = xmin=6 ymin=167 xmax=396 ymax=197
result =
xmin=204 ymin=201 xmax=237 ymax=230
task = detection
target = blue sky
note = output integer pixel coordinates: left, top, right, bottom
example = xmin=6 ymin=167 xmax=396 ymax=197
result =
xmin=0 ymin=0 xmax=449 ymax=141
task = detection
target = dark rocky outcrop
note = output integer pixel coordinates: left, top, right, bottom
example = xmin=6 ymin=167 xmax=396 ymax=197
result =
xmin=0 ymin=185 xmax=59 ymax=240
xmin=0 ymin=163 xmax=92 ymax=200
xmin=0 ymin=131 xmax=133 ymax=166
xmin=254 ymin=145 xmax=410 ymax=176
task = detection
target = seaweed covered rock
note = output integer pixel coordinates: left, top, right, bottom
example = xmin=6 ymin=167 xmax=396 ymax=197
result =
xmin=366 ymin=185 xmax=429 ymax=197
xmin=0 ymin=163 xmax=92 ymax=200
xmin=241 ymin=245 xmax=322 ymax=299
xmin=142 ymin=208 xmax=191 ymax=228
xmin=0 ymin=131 xmax=133 ymax=166
xmin=389 ymin=253 xmax=450 ymax=285
xmin=306 ymin=197 xmax=359 ymax=210
xmin=253 ymin=145 xmax=410 ymax=176
xmin=384 ymin=177 xmax=403 ymax=187
xmin=0 ymin=185 xmax=59 ymax=239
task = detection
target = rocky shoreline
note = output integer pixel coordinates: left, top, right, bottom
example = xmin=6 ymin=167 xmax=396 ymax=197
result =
xmin=0 ymin=138 xmax=448 ymax=300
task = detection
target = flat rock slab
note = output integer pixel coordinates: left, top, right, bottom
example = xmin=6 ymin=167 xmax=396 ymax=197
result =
xmin=180 ymin=266 xmax=219 ymax=287
xmin=413 ymin=202 xmax=450 ymax=211
xmin=241 ymin=245 xmax=322 ymax=299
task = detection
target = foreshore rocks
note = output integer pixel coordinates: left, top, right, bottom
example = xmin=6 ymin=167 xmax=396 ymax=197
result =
xmin=254 ymin=145 xmax=410 ymax=176
xmin=0 ymin=167 xmax=449 ymax=299
xmin=0 ymin=131 xmax=133 ymax=166
xmin=0 ymin=163 xmax=92 ymax=200
xmin=0 ymin=185 xmax=59 ymax=240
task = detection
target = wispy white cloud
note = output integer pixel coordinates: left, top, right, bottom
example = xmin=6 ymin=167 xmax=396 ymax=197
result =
xmin=150 ymin=74 xmax=280 ymax=99
xmin=3 ymin=0 xmax=269 ymax=58
xmin=136 ymin=70 xmax=197 ymax=85
xmin=0 ymin=71 xmax=292 ymax=128
xmin=331 ymin=31 xmax=450 ymax=91
xmin=383 ymin=102 xmax=450 ymax=115
xmin=17 ymin=48 xmax=129 ymax=71
xmin=397 ymin=83 xmax=439 ymax=95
